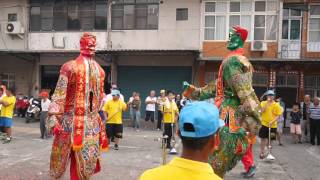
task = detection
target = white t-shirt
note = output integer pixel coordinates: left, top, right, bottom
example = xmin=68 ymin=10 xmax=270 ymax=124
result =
xmin=145 ymin=96 xmax=157 ymax=112
xmin=41 ymin=99 xmax=51 ymax=112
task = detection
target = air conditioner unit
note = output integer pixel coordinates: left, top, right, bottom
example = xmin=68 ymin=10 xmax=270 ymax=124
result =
xmin=5 ymin=21 xmax=24 ymax=34
xmin=251 ymin=41 xmax=267 ymax=51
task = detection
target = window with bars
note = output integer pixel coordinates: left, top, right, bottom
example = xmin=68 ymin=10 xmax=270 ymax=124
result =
xmin=203 ymin=0 xmax=278 ymax=41
xmin=111 ymin=0 xmax=159 ymax=30
xmin=30 ymin=0 xmax=108 ymax=31
xmin=276 ymin=73 xmax=299 ymax=87
xmin=305 ymin=75 xmax=320 ymax=98
xmin=252 ymin=72 xmax=268 ymax=87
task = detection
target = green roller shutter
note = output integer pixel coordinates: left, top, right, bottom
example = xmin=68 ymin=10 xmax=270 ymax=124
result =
xmin=118 ymin=66 xmax=192 ymax=118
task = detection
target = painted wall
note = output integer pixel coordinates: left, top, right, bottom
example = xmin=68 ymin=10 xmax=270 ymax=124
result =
xmin=28 ymin=0 xmax=201 ymax=51
xmin=0 ymin=0 xmax=28 ymax=50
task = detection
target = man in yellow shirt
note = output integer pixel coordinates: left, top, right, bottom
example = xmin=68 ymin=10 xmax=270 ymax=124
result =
xmin=140 ymin=101 xmax=224 ymax=180
xmin=163 ymin=91 xmax=179 ymax=149
xmin=103 ymin=89 xmax=127 ymax=150
xmin=259 ymin=90 xmax=283 ymax=159
xmin=0 ymin=88 xmax=16 ymax=144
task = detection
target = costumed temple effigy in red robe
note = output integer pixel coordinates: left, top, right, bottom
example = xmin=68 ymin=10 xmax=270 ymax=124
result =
xmin=47 ymin=33 xmax=109 ymax=180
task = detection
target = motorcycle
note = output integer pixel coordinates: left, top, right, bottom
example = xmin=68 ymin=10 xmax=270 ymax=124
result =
xmin=25 ymin=98 xmax=41 ymax=123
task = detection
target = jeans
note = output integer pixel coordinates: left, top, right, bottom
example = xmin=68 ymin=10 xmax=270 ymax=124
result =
xmin=132 ymin=110 xmax=141 ymax=129
xmin=40 ymin=111 xmax=48 ymax=138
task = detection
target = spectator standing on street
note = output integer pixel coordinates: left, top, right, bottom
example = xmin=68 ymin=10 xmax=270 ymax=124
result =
xmin=276 ymin=97 xmax=285 ymax=146
xmin=163 ymin=91 xmax=179 ymax=149
xmin=0 ymin=88 xmax=16 ymax=144
xmin=103 ymin=89 xmax=127 ymax=150
xmin=156 ymin=90 xmax=168 ymax=131
xmin=16 ymin=94 xmax=24 ymax=117
xmin=40 ymin=91 xmax=51 ymax=139
xmin=145 ymin=90 xmax=157 ymax=126
xmin=259 ymin=90 xmax=283 ymax=159
xmin=309 ymin=97 xmax=320 ymax=146
xmin=140 ymin=101 xmax=224 ymax=180
xmin=301 ymin=95 xmax=311 ymax=142
xmin=290 ymin=103 xmax=302 ymax=144
xmin=0 ymin=86 xmax=6 ymax=134
xmin=99 ymin=93 xmax=108 ymax=123
xmin=175 ymin=94 xmax=182 ymax=112
xmin=131 ymin=93 xmax=141 ymax=131
xmin=128 ymin=92 xmax=137 ymax=125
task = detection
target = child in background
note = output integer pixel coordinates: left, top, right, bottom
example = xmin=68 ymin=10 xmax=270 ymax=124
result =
xmin=290 ymin=103 xmax=302 ymax=144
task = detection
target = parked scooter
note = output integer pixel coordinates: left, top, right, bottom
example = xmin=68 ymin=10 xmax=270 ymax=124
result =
xmin=25 ymin=98 xmax=41 ymax=123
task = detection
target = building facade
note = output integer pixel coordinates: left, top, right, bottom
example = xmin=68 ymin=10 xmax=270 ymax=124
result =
xmin=0 ymin=0 xmax=320 ymax=110
xmin=0 ymin=0 xmax=201 ymax=107
xmin=198 ymin=0 xmax=320 ymax=107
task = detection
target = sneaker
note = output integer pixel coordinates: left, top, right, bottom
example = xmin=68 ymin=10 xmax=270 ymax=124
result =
xmin=114 ymin=144 xmax=119 ymax=150
xmin=3 ymin=137 xmax=11 ymax=144
xmin=241 ymin=171 xmax=248 ymax=177
xmin=243 ymin=166 xmax=256 ymax=178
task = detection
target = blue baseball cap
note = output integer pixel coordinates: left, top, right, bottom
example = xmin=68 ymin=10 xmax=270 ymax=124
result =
xmin=265 ymin=90 xmax=275 ymax=96
xmin=179 ymin=101 xmax=225 ymax=138
xmin=111 ymin=89 xmax=121 ymax=96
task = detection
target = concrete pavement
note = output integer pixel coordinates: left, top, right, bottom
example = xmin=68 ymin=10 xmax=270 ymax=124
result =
xmin=0 ymin=118 xmax=319 ymax=180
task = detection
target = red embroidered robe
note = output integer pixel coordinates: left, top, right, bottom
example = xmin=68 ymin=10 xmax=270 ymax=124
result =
xmin=49 ymin=55 xmax=108 ymax=179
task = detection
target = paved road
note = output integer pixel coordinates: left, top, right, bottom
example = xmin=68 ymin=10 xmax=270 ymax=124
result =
xmin=0 ymin=118 xmax=319 ymax=180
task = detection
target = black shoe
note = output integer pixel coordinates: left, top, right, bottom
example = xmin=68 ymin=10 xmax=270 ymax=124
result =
xmin=114 ymin=144 xmax=119 ymax=150
xmin=243 ymin=166 xmax=256 ymax=178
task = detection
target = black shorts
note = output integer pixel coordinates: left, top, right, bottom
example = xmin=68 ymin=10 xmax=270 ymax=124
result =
xmin=145 ymin=111 xmax=155 ymax=122
xmin=259 ymin=125 xmax=277 ymax=139
xmin=106 ymin=124 xmax=123 ymax=139
xmin=163 ymin=123 xmax=175 ymax=138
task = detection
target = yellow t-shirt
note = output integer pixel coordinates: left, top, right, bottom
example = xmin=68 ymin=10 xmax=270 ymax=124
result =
xmin=0 ymin=96 xmax=16 ymax=118
xmin=140 ymin=157 xmax=222 ymax=180
xmin=103 ymin=100 xmax=127 ymax=124
xmin=163 ymin=101 xmax=179 ymax=124
xmin=260 ymin=101 xmax=283 ymax=128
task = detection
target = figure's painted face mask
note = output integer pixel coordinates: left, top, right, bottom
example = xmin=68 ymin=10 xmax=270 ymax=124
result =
xmin=80 ymin=33 xmax=97 ymax=57
xmin=227 ymin=26 xmax=248 ymax=51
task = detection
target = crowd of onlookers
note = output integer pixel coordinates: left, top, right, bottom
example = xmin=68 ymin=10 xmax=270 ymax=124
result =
xmin=98 ymin=84 xmax=188 ymax=150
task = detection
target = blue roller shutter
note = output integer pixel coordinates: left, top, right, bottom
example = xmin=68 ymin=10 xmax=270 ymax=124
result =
xmin=118 ymin=66 xmax=192 ymax=118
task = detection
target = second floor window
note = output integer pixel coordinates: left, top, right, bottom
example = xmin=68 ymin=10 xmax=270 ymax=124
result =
xmin=308 ymin=4 xmax=320 ymax=52
xmin=203 ymin=0 xmax=278 ymax=41
xmin=111 ymin=0 xmax=159 ymax=30
xmin=30 ymin=0 xmax=107 ymax=31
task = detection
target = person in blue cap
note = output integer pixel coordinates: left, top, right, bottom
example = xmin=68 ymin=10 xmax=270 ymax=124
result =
xmin=140 ymin=101 xmax=224 ymax=180
xmin=259 ymin=90 xmax=283 ymax=159
xmin=103 ymin=89 xmax=128 ymax=150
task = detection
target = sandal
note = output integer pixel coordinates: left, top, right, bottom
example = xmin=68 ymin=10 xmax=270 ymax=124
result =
xmin=259 ymin=153 xmax=265 ymax=159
